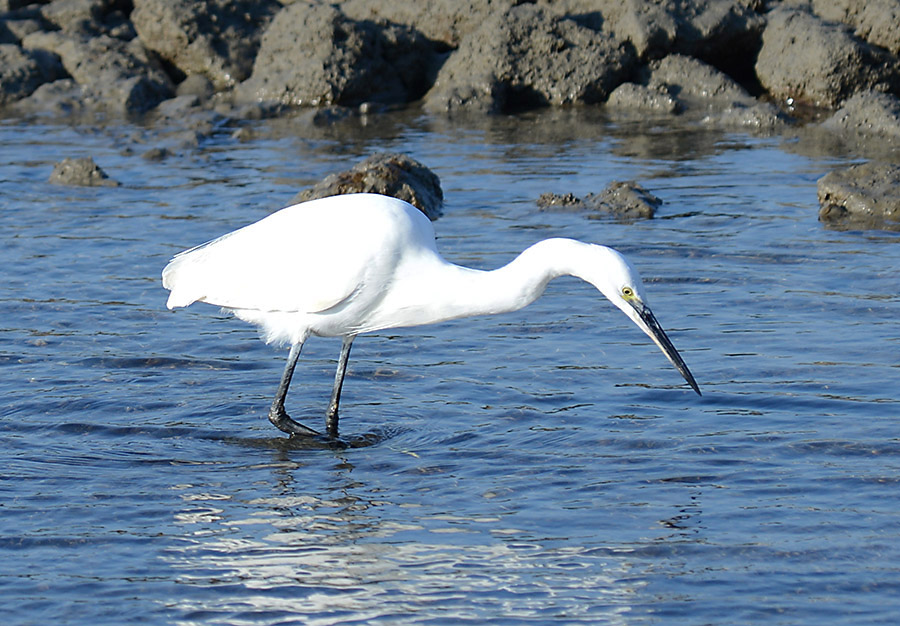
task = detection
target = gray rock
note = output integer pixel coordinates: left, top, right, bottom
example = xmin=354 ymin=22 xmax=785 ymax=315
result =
xmin=10 ymin=78 xmax=87 ymax=116
xmin=538 ymin=181 xmax=661 ymax=219
xmin=755 ymin=7 xmax=900 ymax=108
xmin=1 ymin=18 xmax=45 ymax=43
xmin=821 ymin=90 xmax=900 ymax=142
xmin=40 ymin=0 xmax=109 ymax=34
xmin=817 ymin=162 xmax=900 ymax=228
xmin=22 ymin=30 xmax=174 ymax=113
xmin=423 ymin=4 xmax=635 ymax=114
xmin=38 ymin=0 xmax=136 ymax=40
xmin=596 ymin=0 xmax=765 ymax=70
xmin=811 ymin=0 xmax=900 ymax=56
xmin=294 ymin=153 xmax=444 ymax=221
xmin=0 ymin=43 xmax=64 ymax=105
xmin=641 ymin=54 xmax=788 ymax=129
xmin=49 ymin=156 xmax=120 ymax=187
xmin=340 ymin=0 xmax=517 ymax=48
xmin=606 ymin=82 xmax=683 ymax=115
xmin=175 ymin=73 xmax=215 ymax=99
xmin=587 ymin=181 xmax=662 ymax=219
xmin=607 ymin=52 xmax=757 ymax=118
xmin=238 ymin=3 xmax=438 ymax=107
xmin=648 ymin=54 xmax=752 ymax=107
xmin=131 ymin=0 xmax=280 ymax=90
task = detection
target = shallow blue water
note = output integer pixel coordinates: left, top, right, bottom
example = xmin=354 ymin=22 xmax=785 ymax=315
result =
xmin=1 ymin=110 xmax=899 ymax=625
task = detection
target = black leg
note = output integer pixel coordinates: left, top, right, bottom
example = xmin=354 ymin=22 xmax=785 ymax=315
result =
xmin=268 ymin=342 xmax=320 ymax=437
xmin=325 ymin=336 xmax=354 ymax=438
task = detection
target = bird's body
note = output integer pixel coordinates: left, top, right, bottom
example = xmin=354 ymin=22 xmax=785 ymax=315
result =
xmin=163 ymin=193 xmax=699 ymax=438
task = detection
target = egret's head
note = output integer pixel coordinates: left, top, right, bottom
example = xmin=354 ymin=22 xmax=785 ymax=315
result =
xmin=588 ymin=245 xmax=701 ymax=395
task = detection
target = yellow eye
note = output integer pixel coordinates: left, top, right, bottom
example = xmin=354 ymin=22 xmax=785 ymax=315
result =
xmin=622 ymin=286 xmax=634 ymax=298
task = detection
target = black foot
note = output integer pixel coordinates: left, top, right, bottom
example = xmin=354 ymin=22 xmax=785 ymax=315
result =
xmin=268 ymin=405 xmax=320 ymax=438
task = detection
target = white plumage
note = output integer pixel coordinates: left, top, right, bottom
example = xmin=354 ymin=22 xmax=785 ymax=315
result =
xmin=163 ymin=193 xmax=699 ymax=438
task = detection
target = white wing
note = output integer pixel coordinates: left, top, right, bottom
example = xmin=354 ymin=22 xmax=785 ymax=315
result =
xmin=162 ymin=195 xmax=417 ymax=313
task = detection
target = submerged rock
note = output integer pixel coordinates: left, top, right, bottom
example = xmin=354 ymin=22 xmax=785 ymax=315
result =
xmin=294 ymin=153 xmax=443 ymax=220
xmin=589 ymin=181 xmax=662 ymax=219
xmin=49 ymin=156 xmax=120 ymax=187
xmin=536 ymin=192 xmax=586 ymax=212
xmin=817 ymin=162 xmax=900 ymax=229
xmin=538 ymin=181 xmax=661 ymax=219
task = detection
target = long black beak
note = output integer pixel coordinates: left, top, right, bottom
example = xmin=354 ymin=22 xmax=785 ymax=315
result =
xmin=632 ymin=301 xmax=701 ymax=395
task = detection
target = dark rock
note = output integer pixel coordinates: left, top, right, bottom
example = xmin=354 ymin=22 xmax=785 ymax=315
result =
xmin=817 ymin=162 xmax=900 ymax=229
xmin=538 ymin=181 xmax=661 ymax=219
xmin=755 ymin=7 xmax=900 ymax=109
xmin=820 ymin=90 xmax=900 ymax=142
xmin=0 ymin=43 xmax=64 ymax=105
xmin=49 ymin=156 xmax=120 ymax=187
xmin=294 ymin=153 xmax=444 ymax=221
xmin=22 ymin=30 xmax=174 ymax=113
xmin=811 ymin=0 xmax=900 ymax=56
xmin=423 ymin=4 xmax=635 ymax=114
xmin=132 ymin=0 xmax=280 ymax=90
xmin=238 ymin=3 xmax=438 ymax=107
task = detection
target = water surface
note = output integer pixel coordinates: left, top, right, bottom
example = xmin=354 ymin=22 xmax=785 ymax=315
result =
xmin=1 ymin=110 xmax=898 ymax=625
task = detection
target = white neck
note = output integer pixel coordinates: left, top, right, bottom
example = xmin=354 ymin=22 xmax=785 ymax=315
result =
xmin=365 ymin=238 xmax=610 ymax=332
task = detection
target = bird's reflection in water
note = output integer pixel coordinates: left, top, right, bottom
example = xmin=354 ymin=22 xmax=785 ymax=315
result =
xmin=163 ymin=443 xmax=645 ymax=624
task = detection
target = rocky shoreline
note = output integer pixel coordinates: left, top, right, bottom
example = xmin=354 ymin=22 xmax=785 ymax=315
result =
xmin=3 ymin=0 xmax=900 ymax=228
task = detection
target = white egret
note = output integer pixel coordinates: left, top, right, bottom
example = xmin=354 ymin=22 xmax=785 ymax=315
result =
xmin=162 ymin=193 xmax=700 ymax=438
